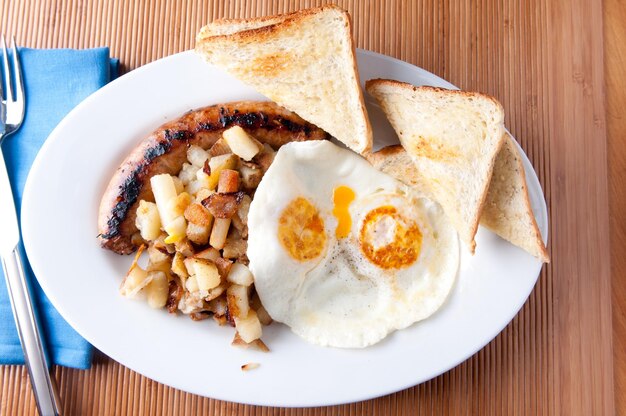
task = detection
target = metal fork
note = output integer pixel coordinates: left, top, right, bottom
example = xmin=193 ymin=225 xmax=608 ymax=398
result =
xmin=0 ymin=37 xmax=61 ymax=416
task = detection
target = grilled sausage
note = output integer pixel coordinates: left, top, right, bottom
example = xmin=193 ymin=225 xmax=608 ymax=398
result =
xmin=98 ymin=101 xmax=329 ymax=254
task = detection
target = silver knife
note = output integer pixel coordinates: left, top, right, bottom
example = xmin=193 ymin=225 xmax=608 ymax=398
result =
xmin=0 ymin=149 xmax=62 ymax=415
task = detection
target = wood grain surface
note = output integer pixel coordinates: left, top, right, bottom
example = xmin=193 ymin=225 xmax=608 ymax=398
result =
xmin=0 ymin=0 xmax=616 ymax=414
xmin=605 ymin=0 xmax=626 ymax=414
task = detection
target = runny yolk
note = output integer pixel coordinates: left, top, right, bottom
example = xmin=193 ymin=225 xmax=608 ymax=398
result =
xmin=278 ymin=197 xmax=326 ymax=262
xmin=332 ymin=185 xmax=356 ymax=239
xmin=359 ymin=205 xmax=422 ymax=269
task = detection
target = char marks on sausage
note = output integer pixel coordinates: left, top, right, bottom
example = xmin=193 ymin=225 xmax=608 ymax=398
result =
xmin=98 ymin=101 xmax=329 ymax=254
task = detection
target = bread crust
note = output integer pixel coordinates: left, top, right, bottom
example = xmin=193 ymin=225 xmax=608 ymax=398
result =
xmin=195 ymin=5 xmax=372 ymax=154
xmin=366 ymin=142 xmax=549 ymax=262
xmin=98 ymin=101 xmax=328 ymax=254
xmin=365 ymin=79 xmax=506 ymax=253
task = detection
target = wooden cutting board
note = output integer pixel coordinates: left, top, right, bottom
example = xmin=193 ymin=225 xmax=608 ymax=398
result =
xmin=0 ymin=0 xmax=614 ymax=414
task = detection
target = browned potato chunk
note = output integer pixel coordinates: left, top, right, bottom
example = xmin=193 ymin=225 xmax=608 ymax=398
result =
xmin=186 ymin=222 xmax=210 ymax=245
xmin=232 ymin=333 xmax=270 ymax=352
xmin=184 ymin=258 xmax=221 ymax=291
xmin=223 ymin=126 xmax=261 ymax=161
xmin=204 ymin=283 xmax=227 ymax=302
xmin=227 ymin=284 xmax=249 ymax=320
xmin=184 ymin=203 xmax=213 ymax=227
xmin=174 ymin=238 xmax=194 ymax=257
xmin=238 ymin=163 xmax=263 ymax=190
xmin=209 ymin=218 xmax=231 ymax=249
xmin=194 ymin=247 xmax=220 ymax=262
xmin=145 ymin=271 xmax=169 ymax=308
xmin=218 ymin=169 xmax=240 ymax=193
xmin=171 ymin=252 xmax=188 ymax=279
xmin=147 ymin=244 xmax=170 ymax=264
xmin=223 ymin=232 xmax=247 ymax=259
xmin=209 ymin=138 xmax=232 ymax=157
xmin=234 ymin=309 xmax=262 ymax=343
xmin=226 ymin=262 xmax=253 ymax=286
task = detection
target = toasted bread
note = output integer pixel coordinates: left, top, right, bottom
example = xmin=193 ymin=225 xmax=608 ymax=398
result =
xmin=366 ymin=142 xmax=549 ymax=262
xmin=195 ymin=5 xmax=372 ymax=154
xmin=365 ymin=80 xmax=506 ymax=253
xmin=480 ymin=135 xmax=549 ymax=262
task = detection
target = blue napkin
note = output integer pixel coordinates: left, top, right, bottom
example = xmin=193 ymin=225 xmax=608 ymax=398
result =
xmin=0 ymin=48 xmax=119 ymax=369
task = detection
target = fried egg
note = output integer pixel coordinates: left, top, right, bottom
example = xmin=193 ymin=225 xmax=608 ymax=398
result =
xmin=247 ymin=140 xmax=459 ymax=348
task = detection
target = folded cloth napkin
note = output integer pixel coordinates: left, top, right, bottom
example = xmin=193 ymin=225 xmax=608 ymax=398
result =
xmin=0 ymin=48 xmax=118 ymax=369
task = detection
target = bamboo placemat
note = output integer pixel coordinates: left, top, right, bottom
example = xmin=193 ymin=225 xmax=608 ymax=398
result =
xmin=0 ymin=0 xmax=613 ymax=414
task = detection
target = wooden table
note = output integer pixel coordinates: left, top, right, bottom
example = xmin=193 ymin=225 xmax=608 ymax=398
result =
xmin=0 ymin=0 xmax=619 ymax=414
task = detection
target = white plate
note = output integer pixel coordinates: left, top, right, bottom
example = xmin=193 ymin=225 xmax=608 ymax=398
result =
xmin=21 ymin=50 xmax=548 ymax=407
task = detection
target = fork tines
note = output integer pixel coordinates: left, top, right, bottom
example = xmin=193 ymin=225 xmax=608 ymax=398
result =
xmin=0 ymin=36 xmax=25 ymax=128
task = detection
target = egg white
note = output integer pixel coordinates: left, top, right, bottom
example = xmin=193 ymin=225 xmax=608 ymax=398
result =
xmin=247 ymin=140 xmax=459 ymax=348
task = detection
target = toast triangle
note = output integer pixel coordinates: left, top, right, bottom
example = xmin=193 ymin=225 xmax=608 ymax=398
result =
xmin=365 ymin=141 xmax=549 ymax=262
xmin=365 ymin=79 xmax=506 ymax=253
xmin=196 ymin=5 xmax=372 ymax=154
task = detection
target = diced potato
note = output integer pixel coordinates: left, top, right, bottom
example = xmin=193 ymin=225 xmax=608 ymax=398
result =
xmin=195 ymin=260 xmax=221 ymax=291
xmin=164 ymin=216 xmax=187 ymax=244
xmin=147 ymin=244 xmax=170 ymax=264
xmin=206 ymin=153 xmax=238 ymax=190
xmin=209 ymin=218 xmax=231 ymax=249
xmin=146 ymin=260 xmax=172 ymax=275
xmin=172 ymin=176 xmax=185 ymax=194
xmin=150 ymin=174 xmax=178 ymax=226
xmin=145 ymin=271 xmax=169 ymax=308
xmin=120 ymin=265 xmax=151 ymax=298
xmin=234 ymin=309 xmax=262 ymax=343
xmin=178 ymin=162 xmax=197 ymax=185
xmin=214 ymin=257 xmax=233 ymax=278
xmin=185 ymin=275 xmax=199 ymax=292
xmin=185 ymin=258 xmax=221 ymax=291
xmin=231 ymin=214 xmax=246 ymax=236
xmin=174 ymin=238 xmax=194 ymax=257
xmin=238 ymin=163 xmax=263 ymax=190
xmin=153 ymin=233 xmax=175 ymax=254
xmin=227 ymin=284 xmax=249 ymax=320
xmin=135 ymin=200 xmax=161 ymax=241
xmin=217 ymin=169 xmax=240 ymax=193
xmin=254 ymin=144 xmax=276 ymax=172
xmin=209 ymin=138 xmax=232 ymax=156
xmin=241 ymin=362 xmax=261 ymax=371
xmin=208 ymin=296 xmax=228 ymax=316
xmin=232 ymin=333 xmax=270 ymax=352
xmin=185 ymin=179 xmax=205 ymax=196
xmin=204 ymin=283 xmax=227 ymax=302
xmin=186 ymin=222 xmax=210 ymax=245
xmin=187 ymin=144 xmax=210 ymax=167
xmin=184 ymin=203 xmax=213 ymax=227
xmin=237 ymin=195 xmax=252 ymax=225
xmin=196 ymin=168 xmax=210 ymax=183
xmin=131 ymin=232 xmax=145 ymax=247
xmin=223 ymin=126 xmax=261 ymax=161
xmin=250 ymin=292 xmax=272 ymax=325
xmin=167 ymin=192 xmax=192 ymax=218
xmin=171 ymin=252 xmax=188 ymax=278
xmin=227 ymin=262 xmax=254 ymax=286
xmin=194 ymin=247 xmax=220 ymax=262
xmin=256 ymin=305 xmax=273 ymax=326
xmin=195 ymin=188 xmax=214 ymax=203
xmin=183 ymin=257 xmax=196 ymax=276
xmin=223 ymin=232 xmax=247 ymax=259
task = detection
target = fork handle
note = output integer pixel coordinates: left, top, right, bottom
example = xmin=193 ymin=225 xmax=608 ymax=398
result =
xmin=2 ymin=246 xmax=62 ymax=416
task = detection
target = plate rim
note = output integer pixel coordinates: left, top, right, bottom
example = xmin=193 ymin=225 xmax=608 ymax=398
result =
xmin=21 ymin=48 xmax=548 ymax=407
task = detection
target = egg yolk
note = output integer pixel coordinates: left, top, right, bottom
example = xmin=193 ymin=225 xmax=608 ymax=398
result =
xmin=278 ymin=197 xmax=326 ymax=261
xmin=359 ymin=205 xmax=422 ymax=269
xmin=332 ymin=185 xmax=356 ymax=239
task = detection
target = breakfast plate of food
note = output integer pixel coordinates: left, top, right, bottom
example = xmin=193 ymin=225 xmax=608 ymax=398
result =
xmin=21 ymin=5 xmax=548 ymax=407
